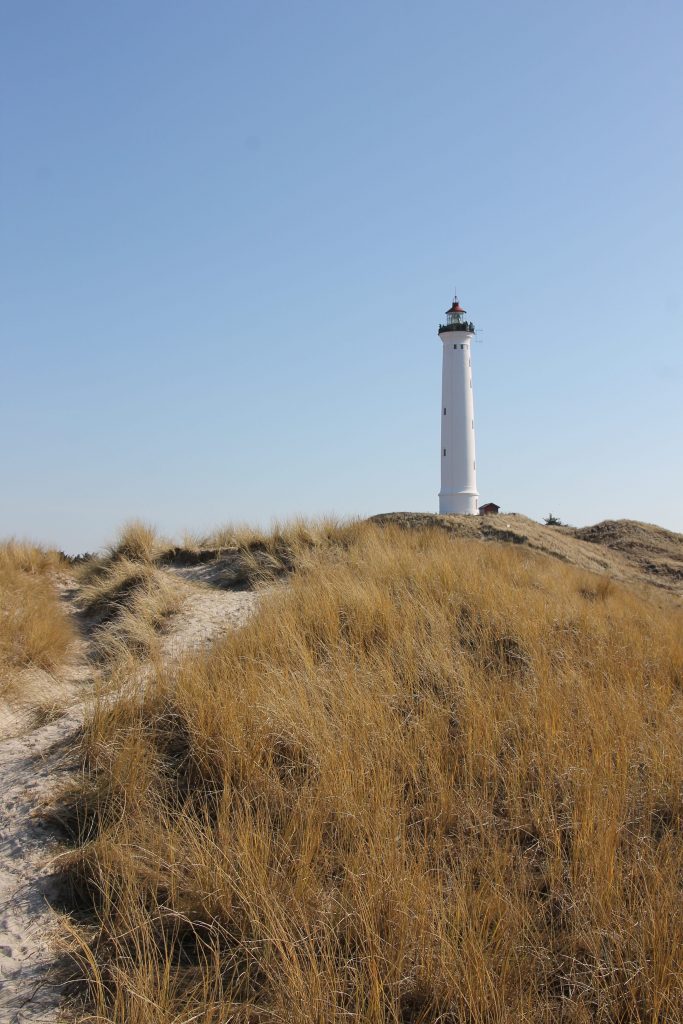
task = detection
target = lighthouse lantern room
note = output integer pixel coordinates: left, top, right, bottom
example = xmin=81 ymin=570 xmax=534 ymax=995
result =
xmin=437 ymin=293 xmax=479 ymax=515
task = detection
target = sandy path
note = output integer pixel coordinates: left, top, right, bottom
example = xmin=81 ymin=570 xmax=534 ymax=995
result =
xmin=0 ymin=572 xmax=259 ymax=1022
xmin=162 ymin=580 xmax=259 ymax=658
xmin=0 ymin=710 xmax=81 ymax=1022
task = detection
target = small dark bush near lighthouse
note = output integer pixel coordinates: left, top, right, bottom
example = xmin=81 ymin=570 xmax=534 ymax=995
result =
xmin=59 ymin=520 xmax=683 ymax=1023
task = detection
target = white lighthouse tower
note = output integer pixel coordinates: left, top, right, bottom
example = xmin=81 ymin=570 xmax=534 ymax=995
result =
xmin=438 ymin=293 xmax=479 ymax=515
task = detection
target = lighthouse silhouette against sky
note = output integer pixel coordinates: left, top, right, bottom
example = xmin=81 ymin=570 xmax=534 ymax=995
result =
xmin=438 ymin=293 xmax=479 ymax=515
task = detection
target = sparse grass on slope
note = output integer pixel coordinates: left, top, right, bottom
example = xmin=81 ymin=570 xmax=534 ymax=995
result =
xmin=85 ymin=560 xmax=185 ymax=663
xmin=570 ymin=519 xmax=683 ymax=587
xmin=78 ymin=524 xmax=185 ymax=663
xmin=58 ymin=522 xmax=683 ymax=1024
xmin=160 ymin=516 xmax=361 ymax=588
xmin=0 ymin=542 xmax=74 ymax=694
xmin=371 ymin=513 xmax=683 ymax=598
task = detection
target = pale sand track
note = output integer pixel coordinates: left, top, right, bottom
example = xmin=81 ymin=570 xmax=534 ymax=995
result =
xmin=0 ymin=710 xmax=81 ymax=1022
xmin=0 ymin=572 xmax=258 ymax=1022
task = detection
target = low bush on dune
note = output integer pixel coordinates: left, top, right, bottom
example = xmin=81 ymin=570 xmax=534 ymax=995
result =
xmin=59 ymin=523 xmax=683 ymax=1023
xmin=0 ymin=541 xmax=74 ymax=687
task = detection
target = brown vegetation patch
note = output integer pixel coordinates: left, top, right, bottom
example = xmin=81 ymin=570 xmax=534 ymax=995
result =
xmin=56 ymin=522 xmax=683 ymax=1023
xmin=76 ymin=525 xmax=189 ymax=663
xmin=570 ymin=518 xmax=683 ymax=585
xmin=0 ymin=542 xmax=75 ymax=704
xmin=371 ymin=512 xmax=683 ymax=598
xmin=161 ymin=516 xmax=361 ymax=590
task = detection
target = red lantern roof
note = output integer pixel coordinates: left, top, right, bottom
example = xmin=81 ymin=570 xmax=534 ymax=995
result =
xmin=446 ymin=301 xmax=467 ymax=314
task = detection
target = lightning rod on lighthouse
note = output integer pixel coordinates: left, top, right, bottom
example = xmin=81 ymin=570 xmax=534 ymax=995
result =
xmin=438 ymin=293 xmax=479 ymax=515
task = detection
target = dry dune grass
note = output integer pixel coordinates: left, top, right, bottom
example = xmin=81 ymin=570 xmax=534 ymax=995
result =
xmin=94 ymin=518 xmax=355 ymax=591
xmin=0 ymin=541 xmax=74 ymax=692
xmin=571 ymin=519 xmax=683 ymax=589
xmin=163 ymin=516 xmax=361 ymax=589
xmin=200 ymin=515 xmax=354 ymax=552
xmin=228 ymin=516 xmax=359 ymax=586
xmin=107 ymin=519 xmax=167 ymax=564
xmin=78 ymin=542 xmax=185 ymax=663
xmin=91 ymin=566 xmax=185 ymax=664
xmin=58 ymin=522 xmax=683 ymax=1023
xmin=371 ymin=513 xmax=683 ymax=599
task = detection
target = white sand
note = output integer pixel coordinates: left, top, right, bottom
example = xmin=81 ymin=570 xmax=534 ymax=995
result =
xmin=0 ymin=709 xmax=81 ymax=1022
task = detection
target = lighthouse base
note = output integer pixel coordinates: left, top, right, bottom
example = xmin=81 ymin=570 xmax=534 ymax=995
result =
xmin=439 ymin=491 xmax=479 ymax=516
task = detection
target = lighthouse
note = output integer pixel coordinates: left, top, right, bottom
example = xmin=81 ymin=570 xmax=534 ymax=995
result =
xmin=438 ymin=293 xmax=479 ymax=515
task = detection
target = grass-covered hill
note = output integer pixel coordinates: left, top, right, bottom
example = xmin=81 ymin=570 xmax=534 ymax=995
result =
xmin=370 ymin=513 xmax=683 ymax=599
xmin=1 ymin=516 xmax=682 ymax=1023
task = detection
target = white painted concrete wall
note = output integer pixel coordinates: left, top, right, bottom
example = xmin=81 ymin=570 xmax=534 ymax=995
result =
xmin=439 ymin=330 xmax=479 ymax=514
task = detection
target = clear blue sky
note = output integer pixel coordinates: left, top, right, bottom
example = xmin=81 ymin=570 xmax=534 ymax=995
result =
xmin=1 ymin=1 xmax=681 ymax=552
